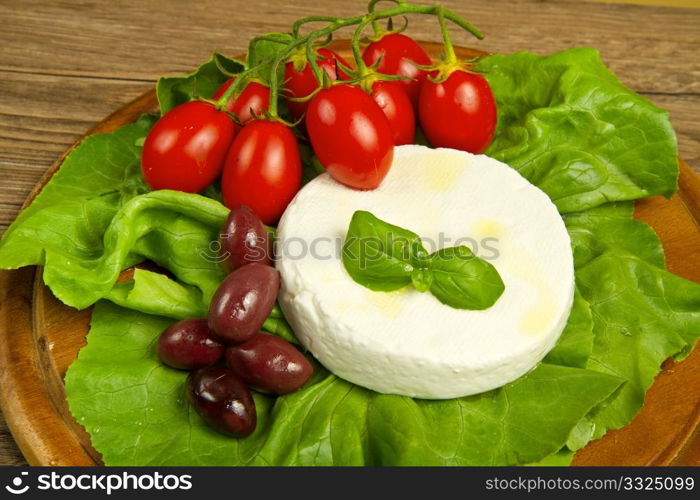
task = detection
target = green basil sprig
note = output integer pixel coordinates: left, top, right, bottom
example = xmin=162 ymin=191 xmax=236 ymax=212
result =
xmin=342 ymin=211 xmax=505 ymax=310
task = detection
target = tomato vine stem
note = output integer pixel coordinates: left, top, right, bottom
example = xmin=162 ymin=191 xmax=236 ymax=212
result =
xmin=217 ymin=2 xmax=484 ymax=119
xmin=437 ymin=6 xmax=457 ymax=66
xmin=367 ymin=0 xmax=404 ymax=38
xmin=351 ymin=15 xmax=373 ymax=78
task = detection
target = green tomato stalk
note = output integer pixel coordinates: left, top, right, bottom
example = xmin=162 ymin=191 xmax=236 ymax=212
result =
xmin=367 ymin=0 xmax=406 ymax=38
xmin=215 ymin=1 xmax=484 ymax=120
xmin=427 ymin=6 xmax=462 ymax=83
xmin=348 ymin=14 xmax=406 ymax=93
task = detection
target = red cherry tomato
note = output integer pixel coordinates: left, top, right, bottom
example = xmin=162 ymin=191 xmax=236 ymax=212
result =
xmin=212 ymin=80 xmax=270 ymax=126
xmin=141 ymin=101 xmax=236 ymax=193
xmin=362 ymin=33 xmax=432 ymax=108
xmin=370 ymin=80 xmax=415 ymax=145
xmin=284 ymin=48 xmax=350 ymax=121
xmin=221 ymin=120 xmax=302 ymax=225
xmin=306 ymin=84 xmax=394 ymax=190
xmin=418 ymin=69 xmax=497 ymax=154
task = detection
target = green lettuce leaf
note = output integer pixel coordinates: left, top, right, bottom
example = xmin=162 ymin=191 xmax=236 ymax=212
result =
xmin=480 ymin=48 xmax=678 ymax=213
xmin=65 ymin=301 xmax=621 ymax=466
xmin=107 ymin=268 xmax=210 ymax=320
xmin=527 ymin=450 xmax=575 ymax=466
xmin=0 ymin=115 xmax=154 ymax=273
xmin=156 ymin=53 xmax=245 ymax=115
xmin=543 ymin=288 xmax=594 ymax=369
xmin=577 ymin=252 xmax=700 ymax=438
xmin=1 ymin=189 xmax=228 ymax=310
xmin=246 ymin=33 xmax=294 ymax=85
xmin=564 ymin=202 xmax=664 ymax=269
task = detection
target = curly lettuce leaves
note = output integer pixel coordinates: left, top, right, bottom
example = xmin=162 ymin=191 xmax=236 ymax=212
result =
xmin=564 ymin=202 xmax=665 ymax=269
xmin=65 ymin=301 xmax=621 ymax=466
xmin=577 ymin=253 xmax=700 ymax=438
xmin=480 ymin=48 xmax=678 ymax=213
xmin=543 ymin=288 xmax=594 ymax=369
xmin=1 ymin=188 xmax=228 ymax=310
xmin=562 ymin=202 xmax=700 ymax=440
xmin=107 ymin=269 xmax=211 ymax=320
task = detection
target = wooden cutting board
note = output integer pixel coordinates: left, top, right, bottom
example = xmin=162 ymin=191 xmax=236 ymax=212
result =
xmin=0 ymin=42 xmax=699 ymax=466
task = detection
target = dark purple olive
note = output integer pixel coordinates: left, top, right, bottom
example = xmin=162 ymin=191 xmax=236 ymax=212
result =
xmin=157 ymin=319 xmax=224 ymax=370
xmin=186 ymin=365 xmax=256 ymax=437
xmin=208 ymin=263 xmax=280 ymax=344
xmin=219 ymin=205 xmax=271 ymax=273
xmin=226 ymin=332 xmax=313 ymax=395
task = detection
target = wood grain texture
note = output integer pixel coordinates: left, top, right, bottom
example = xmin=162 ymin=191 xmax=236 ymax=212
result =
xmin=0 ymin=0 xmax=698 ymax=466
xmin=572 ymin=0 xmax=700 ymax=8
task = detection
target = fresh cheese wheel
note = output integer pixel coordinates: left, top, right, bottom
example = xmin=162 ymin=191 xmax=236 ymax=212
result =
xmin=276 ymin=145 xmax=574 ymax=399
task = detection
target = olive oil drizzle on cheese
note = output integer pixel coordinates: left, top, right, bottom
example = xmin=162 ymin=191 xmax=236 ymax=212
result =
xmin=367 ymin=288 xmax=406 ymax=319
xmin=423 ymin=154 xmax=465 ymax=192
xmin=471 ymin=219 xmax=557 ymax=336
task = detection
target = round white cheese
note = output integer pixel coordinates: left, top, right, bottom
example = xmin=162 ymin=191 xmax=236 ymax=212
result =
xmin=276 ymin=145 xmax=574 ymax=399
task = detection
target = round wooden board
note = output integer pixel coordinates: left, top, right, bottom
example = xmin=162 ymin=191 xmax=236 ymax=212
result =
xmin=1 ymin=41 xmax=699 ymax=467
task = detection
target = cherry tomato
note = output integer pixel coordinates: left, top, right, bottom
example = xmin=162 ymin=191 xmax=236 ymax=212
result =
xmin=141 ymin=101 xmax=235 ymax=193
xmin=221 ymin=120 xmax=302 ymax=225
xmin=370 ymin=80 xmax=415 ymax=145
xmin=284 ymin=48 xmax=350 ymax=121
xmin=212 ymin=80 xmax=270 ymax=126
xmin=362 ymin=33 xmax=432 ymax=108
xmin=306 ymin=84 xmax=394 ymax=190
xmin=418 ymin=69 xmax=497 ymax=154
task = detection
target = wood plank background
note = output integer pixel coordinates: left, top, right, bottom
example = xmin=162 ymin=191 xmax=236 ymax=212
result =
xmin=0 ymin=0 xmax=698 ymax=466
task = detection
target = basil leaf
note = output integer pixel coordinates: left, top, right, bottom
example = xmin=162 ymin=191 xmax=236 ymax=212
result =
xmin=343 ymin=211 xmax=504 ymax=310
xmin=342 ymin=210 xmax=428 ymax=292
xmin=429 ymin=246 xmax=505 ymax=310
xmin=156 ymin=53 xmax=245 ymax=115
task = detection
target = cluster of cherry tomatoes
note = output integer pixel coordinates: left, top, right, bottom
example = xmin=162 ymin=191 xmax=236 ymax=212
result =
xmin=141 ymin=31 xmax=497 ymax=225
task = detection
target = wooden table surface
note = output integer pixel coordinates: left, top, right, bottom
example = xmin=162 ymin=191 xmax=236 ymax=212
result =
xmin=0 ymin=0 xmax=698 ymax=466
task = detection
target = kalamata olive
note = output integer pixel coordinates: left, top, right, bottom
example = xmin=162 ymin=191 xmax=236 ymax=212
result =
xmin=219 ymin=205 xmax=271 ymax=273
xmin=208 ymin=263 xmax=280 ymax=344
xmin=186 ymin=365 xmax=256 ymax=437
xmin=157 ymin=319 xmax=224 ymax=370
xmin=225 ymin=332 xmax=313 ymax=394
